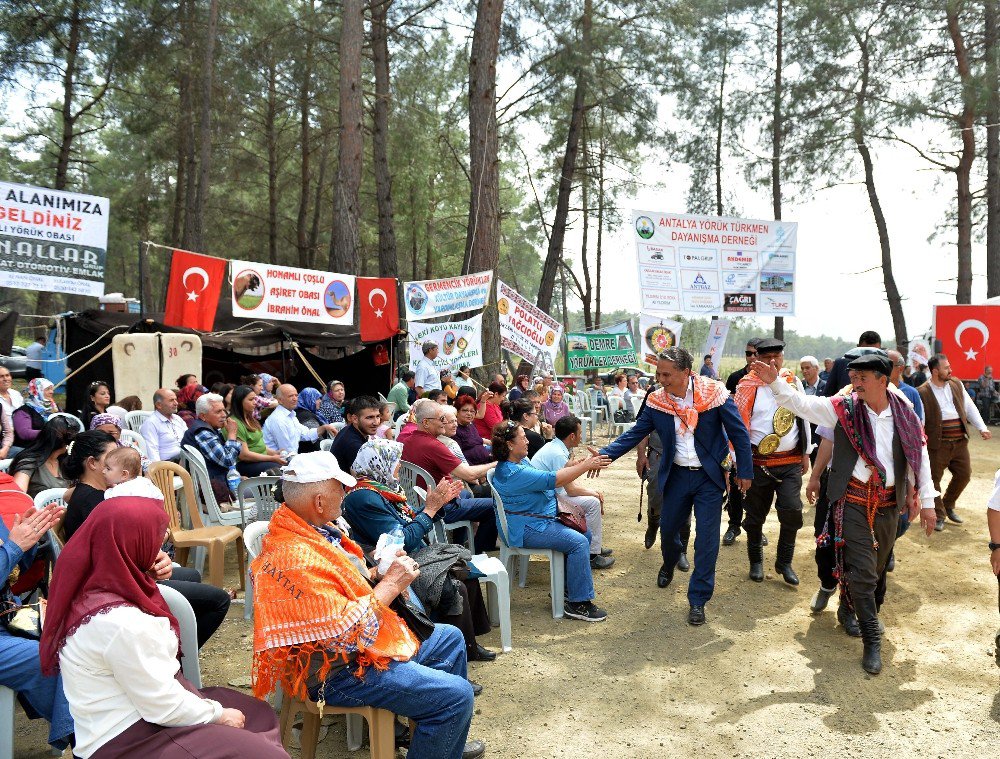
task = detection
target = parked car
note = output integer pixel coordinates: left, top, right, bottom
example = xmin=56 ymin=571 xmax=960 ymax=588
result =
xmin=0 ymin=345 xmax=27 ymax=377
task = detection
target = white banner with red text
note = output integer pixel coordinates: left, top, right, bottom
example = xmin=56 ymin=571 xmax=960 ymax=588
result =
xmin=230 ymin=260 xmax=355 ymax=325
xmin=496 ymin=279 xmax=562 ymax=364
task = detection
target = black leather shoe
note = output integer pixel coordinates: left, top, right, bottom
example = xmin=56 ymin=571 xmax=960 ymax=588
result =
xmin=462 ymin=739 xmax=487 ymax=759
xmin=600 ymin=547 xmax=614 ymax=556
xmin=774 ymin=538 xmax=799 ymax=586
xmin=676 ymin=552 xmax=690 ymax=572
xmin=946 ymin=509 xmax=963 ymax=524
xmin=886 ymin=552 xmax=895 ymax=573
xmin=469 ymin=643 xmax=496 ymax=662
xmin=469 ymin=681 xmax=483 ymax=697
xmin=688 ymin=605 xmax=706 ymax=626
xmin=644 ymin=524 xmax=658 ymax=550
xmin=934 ymin=518 xmax=945 ymax=532
xmin=590 ymin=554 xmax=615 ymax=569
xmin=747 ymin=538 xmax=764 ymax=583
xmin=657 ymin=563 xmax=674 ymax=588
xmin=810 ymin=586 xmax=836 ymax=613
xmin=722 ymin=526 xmax=739 ymax=546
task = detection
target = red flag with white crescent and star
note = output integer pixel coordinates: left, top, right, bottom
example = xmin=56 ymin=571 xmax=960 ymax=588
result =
xmin=357 ymin=277 xmax=400 ymax=342
xmin=163 ymin=249 xmax=228 ymax=331
xmin=933 ymin=304 xmax=1000 ymax=380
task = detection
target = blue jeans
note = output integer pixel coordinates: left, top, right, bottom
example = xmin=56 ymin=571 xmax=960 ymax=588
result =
xmin=444 ymin=492 xmax=498 ymax=553
xmin=314 ymin=624 xmax=473 ymax=759
xmin=521 ymin=520 xmax=594 ymax=603
xmin=661 ymin=466 xmax=725 ymax=607
xmin=0 ymin=629 xmax=73 ymax=749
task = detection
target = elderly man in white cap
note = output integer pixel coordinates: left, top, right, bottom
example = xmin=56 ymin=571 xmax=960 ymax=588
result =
xmin=250 ymin=451 xmax=486 ymax=759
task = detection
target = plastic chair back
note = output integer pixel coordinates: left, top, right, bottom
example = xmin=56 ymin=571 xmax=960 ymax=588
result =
xmin=485 ymin=470 xmax=512 ymax=548
xmin=182 ymin=445 xmax=235 ymax=525
xmin=119 ymin=429 xmax=148 ymax=457
xmin=320 ymin=438 xmax=333 ymax=452
xmin=0 ymin=459 xmax=10 ymax=474
xmin=149 ymin=460 xmax=206 ymax=531
xmin=398 ymin=461 xmax=435 ymax=505
xmin=124 ymin=410 xmax=152 ymax=433
xmin=158 ymin=584 xmax=202 ymax=688
xmin=243 ymin=520 xmax=270 ymax=561
xmin=32 ymin=488 xmax=67 ymax=511
xmin=238 ymin=476 xmax=279 ymax=522
xmin=49 ymin=412 xmax=83 ymax=432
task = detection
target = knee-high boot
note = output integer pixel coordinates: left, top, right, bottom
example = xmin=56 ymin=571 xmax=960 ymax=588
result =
xmin=856 ymin=596 xmax=882 ymax=674
xmin=773 ymin=526 xmax=799 ymax=586
xmin=746 ymin=529 xmax=764 ymax=583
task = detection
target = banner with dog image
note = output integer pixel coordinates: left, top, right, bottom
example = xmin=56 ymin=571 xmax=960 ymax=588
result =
xmin=403 ymin=271 xmax=493 ymax=320
xmin=407 ymin=314 xmax=483 ymax=370
xmin=230 ymin=261 xmax=355 ymax=325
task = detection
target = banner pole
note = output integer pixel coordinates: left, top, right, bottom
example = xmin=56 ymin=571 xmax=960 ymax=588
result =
xmin=138 ymin=241 xmax=146 ymax=319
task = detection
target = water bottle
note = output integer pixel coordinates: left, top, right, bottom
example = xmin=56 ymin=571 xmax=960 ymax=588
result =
xmin=227 ymin=466 xmax=241 ymax=495
xmin=378 ymin=525 xmax=406 ymax=575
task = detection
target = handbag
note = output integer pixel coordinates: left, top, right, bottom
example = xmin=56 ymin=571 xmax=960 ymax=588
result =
xmin=556 ymin=499 xmax=588 ymax=534
xmin=614 ymin=407 xmax=635 ymax=424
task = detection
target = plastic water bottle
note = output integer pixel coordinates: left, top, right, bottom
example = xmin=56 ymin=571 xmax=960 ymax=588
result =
xmin=378 ymin=525 xmax=406 ymax=575
xmin=227 ymin=466 xmax=241 ymax=495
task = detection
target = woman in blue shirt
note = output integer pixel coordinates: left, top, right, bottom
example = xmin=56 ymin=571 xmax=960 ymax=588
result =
xmin=490 ymin=421 xmax=611 ymax=622
xmin=341 ymin=440 xmax=498 ymax=661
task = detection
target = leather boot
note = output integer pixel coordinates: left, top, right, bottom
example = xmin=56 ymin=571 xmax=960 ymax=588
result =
xmin=856 ymin=597 xmax=883 ymax=675
xmin=837 ymin=599 xmax=861 ymax=637
xmin=747 ymin=532 xmax=764 ymax=582
xmin=773 ymin=527 xmax=799 ymax=586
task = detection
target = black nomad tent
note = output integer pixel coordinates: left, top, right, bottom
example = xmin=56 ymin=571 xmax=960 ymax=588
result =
xmin=60 ymin=307 xmax=396 ymax=415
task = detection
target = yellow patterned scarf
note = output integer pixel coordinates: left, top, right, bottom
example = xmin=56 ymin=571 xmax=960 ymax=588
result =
xmin=251 ymin=505 xmax=420 ymax=701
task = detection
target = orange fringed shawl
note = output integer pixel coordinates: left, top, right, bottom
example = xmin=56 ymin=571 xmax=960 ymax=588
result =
xmin=250 ymin=505 xmax=420 ymax=702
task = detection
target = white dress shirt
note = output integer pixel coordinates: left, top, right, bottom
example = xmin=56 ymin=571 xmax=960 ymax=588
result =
xmin=668 ymin=379 xmax=702 ymax=467
xmin=414 ymin=356 xmax=441 ymax=391
xmin=263 ymin=405 xmax=319 ymax=454
xmin=749 ymin=376 xmax=809 ymax=453
xmin=139 ymin=410 xmax=188 ymax=462
xmin=929 ymin=381 xmax=987 ymax=430
xmin=769 ymin=379 xmax=937 ymax=509
xmin=59 ymin=606 xmax=222 ymax=758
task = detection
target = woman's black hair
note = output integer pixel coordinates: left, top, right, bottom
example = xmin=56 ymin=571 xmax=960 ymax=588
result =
xmin=87 ymin=381 xmax=110 ymax=400
xmin=239 ymin=374 xmax=260 ymax=388
xmin=10 ymin=417 xmax=79 ymax=476
xmin=176 ymin=373 xmax=195 ymax=389
xmin=230 ymin=384 xmax=257 ymax=429
xmin=211 ymin=382 xmax=234 ymax=403
xmin=59 ymin=429 xmax=117 ymax=481
xmin=490 ymin=420 xmax=521 ymax=461
xmin=505 ymin=398 xmax=535 ymax=424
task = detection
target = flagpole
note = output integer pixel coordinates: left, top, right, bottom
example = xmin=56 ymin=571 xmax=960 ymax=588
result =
xmin=138 ymin=240 xmax=146 ymax=319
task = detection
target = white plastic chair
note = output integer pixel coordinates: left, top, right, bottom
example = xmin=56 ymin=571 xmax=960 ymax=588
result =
xmin=238 ymin=479 xmax=278 ymax=620
xmin=393 ymin=415 xmax=409 ymax=436
xmin=486 ymin=470 xmax=565 ymax=619
xmin=158 ymin=584 xmax=202 ymax=688
xmin=319 ymin=438 xmax=333 ymax=452
xmin=181 ymin=445 xmax=252 ymax=528
xmin=48 ymin=412 xmax=82 ymax=432
xmin=0 ymin=459 xmax=10 ymax=473
xmin=606 ymin=396 xmax=636 ymax=438
xmin=564 ymin=394 xmax=593 ymax=442
xmin=119 ymin=429 xmax=148 ymax=457
xmin=399 ymin=462 xmax=473 ymax=551
xmin=124 ymin=410 xmax=152 ymax=433
xmin=33 ymin=488 xmax=67 ymax=511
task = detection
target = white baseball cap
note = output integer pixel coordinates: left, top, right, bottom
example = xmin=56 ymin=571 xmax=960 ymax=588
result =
xmin=280 ymin=451 xmax=357 ymax=487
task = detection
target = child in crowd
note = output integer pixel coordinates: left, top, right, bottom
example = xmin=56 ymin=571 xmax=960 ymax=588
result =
xmin=101 ymin=446 xmax=163 ymax=500
xmin=375 ymin=402 xmax=395 ymax=440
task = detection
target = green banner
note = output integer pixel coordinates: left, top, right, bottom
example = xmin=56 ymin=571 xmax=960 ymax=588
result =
xmin=566 ymin=331 xmax=637 ymax=371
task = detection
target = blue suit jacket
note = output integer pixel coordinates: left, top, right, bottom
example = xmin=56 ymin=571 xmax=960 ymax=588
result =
xmin=600 ymin=393 xmax=753 ymax=493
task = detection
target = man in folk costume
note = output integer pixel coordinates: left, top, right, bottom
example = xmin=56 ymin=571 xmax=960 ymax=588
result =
xmin=735 ymin=338 xmax=812 ymax=586
xmin=916 ymin=353 xmax=992 ymax=532
xmin=250 ymin=451 xmax=487 ymax=759
xmin=601 ymin=347 xmax=753 ymax=626
xmin=753 ymin=353 xmax=937 ymax=674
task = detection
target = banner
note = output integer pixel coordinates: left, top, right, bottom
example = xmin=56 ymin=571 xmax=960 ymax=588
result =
xmin=496 ymin=280 xmax=562 ymax=364
xmin=638 ymin=313 xmax=683 ymax=365
xmin=934 ymin=305 xmax=1000 ymax=380
xmin=163 ymin=249 xmax=228 ymax=331
xmin=407 ymin=314 xmax=483 ymax=370
xmin=701 ymin=319 xmax=731 ymax=364
xmin=358 ymin=277 xmax=400 ymax=342
xmin=631 ymin=210 xmax=798 ymax=316
xmin=566 ymin=331 xmax=637 ymax=372
xmin=403 ymin=271 xmax=492 ymax=320
xmin=586 ymin=319 xmax=631 ymax=335
xmin=0 ymin=181 xmax=109 ymax=297
xmin=230 ymin=261 xmax=355 ymax=325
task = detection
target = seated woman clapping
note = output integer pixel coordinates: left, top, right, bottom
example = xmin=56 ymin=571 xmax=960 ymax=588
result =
xmin=39 ymin=496 xmax=287 ymax=759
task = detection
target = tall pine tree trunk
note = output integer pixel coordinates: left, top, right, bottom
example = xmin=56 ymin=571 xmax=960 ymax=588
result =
xmin=372 ymin=0 xmax=398 ymax=278
xmin=465 ymin=0 xmax=504 ymax=377
xmin=771 ymin=0 xmax=784 ymax=340
xmin=329 ymin=0 xmax=364 ymax=274
xmin=296 ymin=4 xmax=314 ymax=268
xmin=947 ymin=4 xmax=975 ymax=304
xmin=986 ymin=0 xmax=1000 ymax=297
xmin=188 ymin=0 xmax=218 ymax=253
xmin=266 ymin=57 xmax=279 ymax=265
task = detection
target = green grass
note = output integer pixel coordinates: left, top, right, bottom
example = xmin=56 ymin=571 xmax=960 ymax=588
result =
xmin=236 ymin=293 xmax=264 ymax=309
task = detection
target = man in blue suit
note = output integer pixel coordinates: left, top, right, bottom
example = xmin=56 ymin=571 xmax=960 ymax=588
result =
xmin=601 ymin=347 xmax=754 ymax=626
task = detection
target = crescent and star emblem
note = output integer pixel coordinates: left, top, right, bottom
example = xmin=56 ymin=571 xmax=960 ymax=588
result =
xmin=954 ymin=318 xmax=990 ymax=361
xmin=368 ymin=287 xmax=387 ymax=318
xmin=182 ymin=266 xmax=210 ymax=302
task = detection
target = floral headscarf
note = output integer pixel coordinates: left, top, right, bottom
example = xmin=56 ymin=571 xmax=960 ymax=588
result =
xmin=26 ymin=378 xmax=56 ymax=418
xmin=89 ymin=413 xmax=122 ymax=431
xmin=319 ymin=381 xmax=345 ymax=423
xmin=541 ymin=383 xmax=570 ymax=425
xmin=348 ymin=439 xmax=411 ymax=515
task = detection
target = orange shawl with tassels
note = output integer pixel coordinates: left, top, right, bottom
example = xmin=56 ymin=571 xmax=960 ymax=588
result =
xmin=250 ymin=505 xmax=420 ymax=702
xmin=644 ymin=374 xmax=729 ymax=430
xmin=733 ymin=368 xmax=797 ymax=431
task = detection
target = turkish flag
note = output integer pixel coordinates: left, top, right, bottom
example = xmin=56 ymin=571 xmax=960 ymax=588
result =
xmin=934 ymin=304 xmax=1000 ymax=380
xmin=358 ymin=277 xmax=400 ymax=342
xmin=163 ymin=249 xmax=228 ymax=331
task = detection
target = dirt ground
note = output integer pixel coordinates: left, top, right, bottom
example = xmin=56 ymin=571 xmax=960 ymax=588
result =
xmin=15 ymin=436 xmax=1000 ymax=758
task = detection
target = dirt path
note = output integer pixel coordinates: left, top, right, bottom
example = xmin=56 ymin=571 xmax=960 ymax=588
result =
xmin=16 ymin=438 xmax=1000 ymax=758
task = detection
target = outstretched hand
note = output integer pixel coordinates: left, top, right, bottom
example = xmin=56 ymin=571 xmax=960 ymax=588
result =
xmin=750 ymin=359 xmax=780 ymax=384
xmin=585 ymin=447 xmax=610 ymax=478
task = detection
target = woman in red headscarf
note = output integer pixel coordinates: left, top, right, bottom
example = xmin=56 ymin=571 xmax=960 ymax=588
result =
xmin=40 ymin=497 xmax=287 ymax=759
